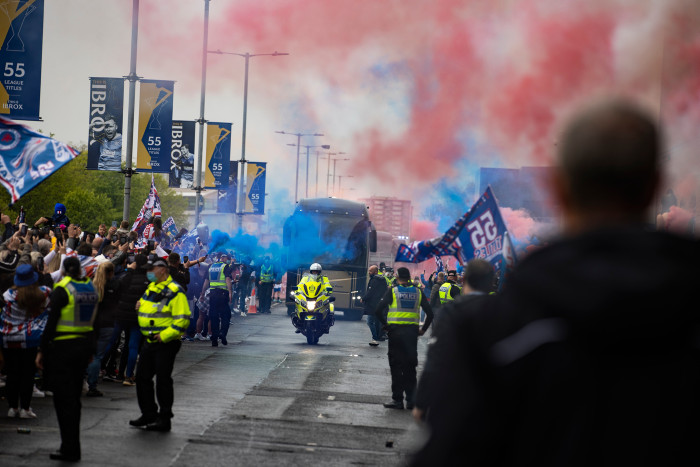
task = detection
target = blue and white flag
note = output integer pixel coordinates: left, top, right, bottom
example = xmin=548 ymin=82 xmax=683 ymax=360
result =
xmin=434 ymin=256 xmax=444 ymax=272
xmin=162 ymin=216 xmax=178 ymax=237
xmin=396 ymin=186 xmax=517 ymax=282
xmin=0 ymin=117 xmax=79 ymax=203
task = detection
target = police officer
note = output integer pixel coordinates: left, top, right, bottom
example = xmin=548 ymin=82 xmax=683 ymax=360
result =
xmin=258 ymin=256 xmax=274 ymax=314
xmin=199 ymin=253 xmax=233 ymax=346
xmin=36 ymin=257 xmax=98 ymax=462
xmin=438 ymin=270 xmax=461 ymax=304
xmin=129 ymin=258 xmax=190 ymax=432
xmin=376 ymin=267 xmax=433 ymax=410
xmin=300 ymin=263 xmax=333 ymax=295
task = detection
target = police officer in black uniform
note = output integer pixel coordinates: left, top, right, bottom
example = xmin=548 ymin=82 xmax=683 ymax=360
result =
xmin=375 ymin=267 xmax=433 ymax=409
xmin=36 ymin=257 xmax=99 ymax=462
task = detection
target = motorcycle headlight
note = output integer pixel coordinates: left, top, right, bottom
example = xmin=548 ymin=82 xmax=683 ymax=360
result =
xmin=307 ymin=300 xmax=317 ymax=311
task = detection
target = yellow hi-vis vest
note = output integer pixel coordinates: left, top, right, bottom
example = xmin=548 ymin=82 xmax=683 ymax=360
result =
xmin=208 ymin=262 xmax=228 ymax=289
xmin=439 ymin=282 xmax=461 ymax=304
xmin=260 ymin=264 xmax=274 ymax=283
xmin=387 ymin=285 xmax=421 ymax=326
xmin=300 ymin=274 xmax=333 ymax=294
xmin=138 ymin=276 xmax=191 ymax=343
xmin=54 ymin=276 xmax=99 ymax=341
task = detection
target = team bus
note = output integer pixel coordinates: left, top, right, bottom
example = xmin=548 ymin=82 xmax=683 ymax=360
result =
xmin=282 ymin=198 xmax=377 ymax=320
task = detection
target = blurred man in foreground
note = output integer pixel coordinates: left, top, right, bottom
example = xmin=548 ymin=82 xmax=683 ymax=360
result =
xmin=411 ymin=99 xmax=700 ymax=466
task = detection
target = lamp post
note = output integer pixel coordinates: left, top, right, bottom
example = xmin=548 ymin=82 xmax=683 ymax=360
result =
xmin=338 ymin=175 xmax=354 ymax=198
xmin=276 ymin=131 xmax=325 ymax=202
xmin=209 ymin=50 xmax=288 ymax=229
xmin=331 ymin=156 xmax=350 ymax=195
xmin=323 ymin=152 xmax=346 ymax=196
xmin=287 ymin=144 xmax=330 ymax=198
xmin=193 ymin=0 xmax=210 ymax=226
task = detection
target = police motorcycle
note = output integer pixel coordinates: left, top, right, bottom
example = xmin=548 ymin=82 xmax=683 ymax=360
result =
xmin=290 ymin=273 xmax=335 ymax=345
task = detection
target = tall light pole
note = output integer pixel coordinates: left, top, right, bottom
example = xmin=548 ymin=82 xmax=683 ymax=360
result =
xmin=276 ymin=131 xmax=324 ymax=202
xmin=338 ymin=175 xmax=354 ymax=198
xmin=323 ymin=152 xmax=346 ymax=196
xmin=331 ymin=156 xmax=350 ymax=195
xmin=194 ymin=0 xmax=210 ymax=226
xmin=287 ymin=143 xmax=330 ymax=198
xmin=123 ymin=0 xmax=140 ymax=221
xmin=209 ymin=50 xmax=288 ymax=230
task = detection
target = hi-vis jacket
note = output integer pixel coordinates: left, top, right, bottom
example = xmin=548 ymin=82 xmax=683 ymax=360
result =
xmin=53 ymin=277 xmax=99 ymax=341
xmin=260 ymin=264 xmax=274 ymax=283
xmin=208 ymin=262 xmax=229 ymax=290
xmin=299 ymin=274 xmax=333 ymax=295
xmin=138 ymin=276 xmax=190 ymax=343
xmin=387 ymin=285 xmax=421 ymax=326
xmin=438 ymin=282 xmax=461 ymax=304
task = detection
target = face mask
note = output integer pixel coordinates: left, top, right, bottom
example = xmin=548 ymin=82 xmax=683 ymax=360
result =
xmin=147 ymin=272 xmax=158 ymax=282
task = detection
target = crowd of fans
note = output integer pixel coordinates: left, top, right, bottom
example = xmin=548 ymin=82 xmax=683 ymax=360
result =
xmin=0 ymin=203 xmax=281 ymax=415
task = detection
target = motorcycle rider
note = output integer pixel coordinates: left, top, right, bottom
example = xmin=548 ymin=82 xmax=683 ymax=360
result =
xmin=294 ymin=263 xmax=333 ymax=334
xmin=299 ymin=263 xmax=333 ymax=295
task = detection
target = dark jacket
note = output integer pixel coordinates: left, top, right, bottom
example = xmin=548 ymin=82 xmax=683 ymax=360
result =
xmin=428 ymin=280 xmax=444 ymax=310
xmin=169 ymin=264 xmax=190 ymax=292
xmin=411 ymin=227 xmax=700 ymax=467
xmin=95 ymin=277 xmax=120 ymax=329
xmin=115 ymin=267 xmax=150 ymax=326
xmin=361 ymin=273 xmax=388 ymax=316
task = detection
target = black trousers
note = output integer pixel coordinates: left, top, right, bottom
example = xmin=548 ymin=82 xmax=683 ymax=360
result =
xmin=209 ymin=289 xmax=231 ymax=340
xmin=45 ymin=339 xmax=92 ymax=457
xmin=259 ymin=282 xmax=273 ymax=313
xmin=387 ymin=325 xmax=419 ymax=403
xmin=3 ymin=347 xmax=38 ymax=410
xmin=135 ymin=340 xmax=181 ymax=419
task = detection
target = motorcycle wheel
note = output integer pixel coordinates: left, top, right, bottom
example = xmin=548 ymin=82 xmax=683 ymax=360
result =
xmin=305 ymin=322 xmax=316 ymax=345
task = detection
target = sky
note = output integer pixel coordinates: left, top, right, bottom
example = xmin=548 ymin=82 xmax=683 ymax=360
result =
xmin=30 ymin=0 xmax=700 ymax=241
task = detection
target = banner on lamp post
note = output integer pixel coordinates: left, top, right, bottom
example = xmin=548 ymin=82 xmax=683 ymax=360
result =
xmin=0 ymin=0 xmax=44 ymax=121
xmin=204 ymin=122 xmax=231 ymax=189
xmin=169 ymin=120 xmax=195 ymax=188
xmin=86 ymin=77 xmax=124 ymax=171
xmin=245 ymin=161 xmax=266 ymax=214
xmin=217 ymin=161 xmax=238 ymax=213
xmin=136 ymin=79 xmax=174 ymax=173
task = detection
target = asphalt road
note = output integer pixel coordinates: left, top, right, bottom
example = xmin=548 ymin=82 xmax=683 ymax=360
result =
xmin=0 ymin=303 xmax=431 ymax=466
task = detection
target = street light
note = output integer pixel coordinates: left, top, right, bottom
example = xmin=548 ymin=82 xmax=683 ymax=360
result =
xmin=276 ymin=131 xmax=325 ymax=202
xmin=209 ymin=49 xmax=289 ymax=229
xmin=331 ymin=156 xmax=350 ymax=196
xmin=287 ymin=143 xmax=330 ymax=198
xmin=321 ymin=152 xmax=346 ymax=196
xmin=338 ymin=175 xmax=354 ymax=198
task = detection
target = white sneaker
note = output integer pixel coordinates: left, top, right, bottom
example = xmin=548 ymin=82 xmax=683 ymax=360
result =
xmin=240 ymin=312 xmax=247 ymax=317
xmin=32 ymin=385 xmax=45 ymax=398
xmin=8 ymin=407 xmax=19 ymax=418
xmin=369 ymin=340 xmax=379 ymax=347
xmin=19 ymin=408 xmax=37 ymax=419
xmin=194 ymin=333 xmax=207 ymax=341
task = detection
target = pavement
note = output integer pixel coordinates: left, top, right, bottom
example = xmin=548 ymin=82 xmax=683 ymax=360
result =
xmin=0 ymin=302 xmax=432 ymax=466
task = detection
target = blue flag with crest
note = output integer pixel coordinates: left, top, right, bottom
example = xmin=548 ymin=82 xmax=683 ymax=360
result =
xmin=0 ymin=117 xmax=79 ymax=203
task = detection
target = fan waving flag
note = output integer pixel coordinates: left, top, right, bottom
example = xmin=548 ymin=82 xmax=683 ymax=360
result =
xmin=131 ymin=174 xmax=162 ymax=236
xmin=395 ymin=186 xmax=518 ymax=288
xmin=0 ymin=117 xmax=79 ymax=203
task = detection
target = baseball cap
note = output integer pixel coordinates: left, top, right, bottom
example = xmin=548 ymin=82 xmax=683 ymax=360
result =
xmin=146 ymin=258 xmax=168 ymax=269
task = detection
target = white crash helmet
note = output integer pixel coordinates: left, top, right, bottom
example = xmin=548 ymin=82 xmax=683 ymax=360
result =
xmin=310 ymin=263 xmax=322 ymax=277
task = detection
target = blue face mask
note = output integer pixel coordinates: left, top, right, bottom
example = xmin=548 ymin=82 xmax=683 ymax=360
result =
xmin=147 ymin=272 xmax=158 ymax=282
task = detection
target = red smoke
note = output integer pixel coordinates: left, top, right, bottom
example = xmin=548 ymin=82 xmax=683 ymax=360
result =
xmin=133 ymin=1 xmax=700 ymax=233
